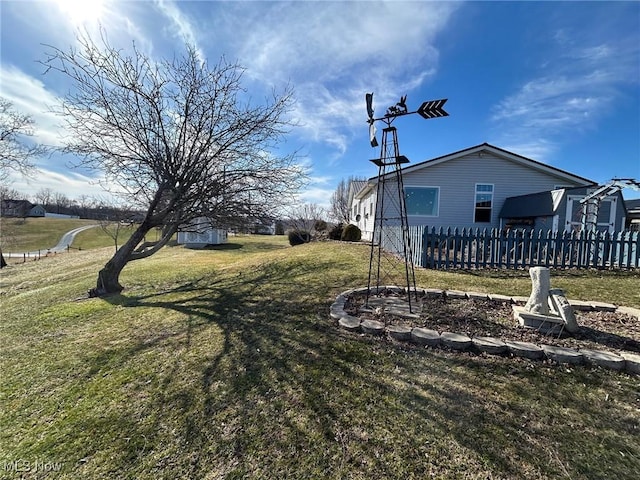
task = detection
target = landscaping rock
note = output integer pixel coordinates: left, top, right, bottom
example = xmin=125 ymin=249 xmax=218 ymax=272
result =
xmin=338 ymin=316 xmax=361 ymax=332
xmin=568 ymin=299 xmax=593 ymax=311
xmin=424 ymin=288 xmax=444 ymax=298
xmin=466 ymin=291 xmax=489 ymax=301
xmin=441 ymin=331 xmax=472 ymax=350
xmin=445 ymin=290 xmax=467 ymax=299
xmin=387 ymin=325 xmax=412 ymax=341
xmin=542 ymin=345 xmax=583 ymax=365
xmin=579 ymin=349 xmax=625 ymax=371
xmin=411 ymin=328 xmax=440 ymax=347
xmin=473 ymin=336 xmax=508 ymax=355
xmin=505 ymin=340 xmax=544 ymax=359
xmin=616 ymin=306 xmax=640 ymax=320
xmin=620 ymin=352 xmax=640 ymax=375
xmin=361 ymin=319 xmax=385 ymax=335
xmin=511 ymin=296 xmax=529 ymax=304
xmin=590 ymin=301 xmax=617 ymax=312
xmin=488 ymin=294 xmax=513 ymax=303
xmin=330 ymin=300 xmax=346 ymax=320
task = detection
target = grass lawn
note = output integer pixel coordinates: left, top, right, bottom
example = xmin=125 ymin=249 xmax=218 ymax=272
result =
xmin=1 ymin=217 xmax=138 ymax=259
xmin=1 ymin=235 xmax=638 ymax=479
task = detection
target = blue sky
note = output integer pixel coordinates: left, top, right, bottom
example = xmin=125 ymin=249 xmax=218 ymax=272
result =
xmin=1 ymin=0 xmax=639 ymax=207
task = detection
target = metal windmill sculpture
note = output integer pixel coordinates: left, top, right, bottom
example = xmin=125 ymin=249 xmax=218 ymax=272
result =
xmin=365 ymin=93 xmax=448 ymax=312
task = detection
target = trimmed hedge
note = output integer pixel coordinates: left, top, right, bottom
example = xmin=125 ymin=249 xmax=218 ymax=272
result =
xmin=340 ymin=224 xmax=361 ymax=242
xmin=288 ymin=230 xmax=311 ymax=246
xmin=328 ymin=223 xmax=343 ymax=240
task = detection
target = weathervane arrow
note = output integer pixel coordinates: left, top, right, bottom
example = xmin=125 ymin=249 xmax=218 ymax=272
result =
xmin=365 ymin=93 xmax=449 ymax=147
xmin=417 ymin=99 xmax=448 ymax=119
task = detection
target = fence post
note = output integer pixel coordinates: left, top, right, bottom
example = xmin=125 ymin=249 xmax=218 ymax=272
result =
xmin=593 ymin=230 xmax=600 ymax=267
xmin=559 ymin=231 xmax=567 ymax=268
xmin=481 ymin=229 xmax=488 ymax=268
xmin=543 ymin=229 xmax=551 ymax=267
xmin=429 ymin=227 xmax=436 ymax=269
xmin=473 ymin=228 xmax=480 ymax=269
xmin=623 ymin=231 xmax=632 ymax=269
xmin=602 ymin=231 xmax=612 ymax=268
xmin=461 ymin=228 xmax=468 ymax=269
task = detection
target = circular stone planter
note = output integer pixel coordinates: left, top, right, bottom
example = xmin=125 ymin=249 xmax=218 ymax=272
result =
xmin=331 ymin=286 xmax=639 ymax=375
xmin=441 ymin=332 xmax=472 ymax=350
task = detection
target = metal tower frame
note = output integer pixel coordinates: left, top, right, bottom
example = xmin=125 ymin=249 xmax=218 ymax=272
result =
xmin=366 ymin=125 xmax=418 ymax=312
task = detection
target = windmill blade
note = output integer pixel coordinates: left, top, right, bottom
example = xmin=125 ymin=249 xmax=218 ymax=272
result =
xmin=366 ymin=92 xmax=375 ymax=120
xmin=369 ymin=122 xmax=378 ymax=147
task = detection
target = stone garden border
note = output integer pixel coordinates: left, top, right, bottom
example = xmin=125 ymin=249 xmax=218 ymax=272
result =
xmin=330 ymin=286 xmax=640 ymax=375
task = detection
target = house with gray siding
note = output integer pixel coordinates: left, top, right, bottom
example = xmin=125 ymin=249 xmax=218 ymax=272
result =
xmin=349 ymin=143 xmax=628 ymax=240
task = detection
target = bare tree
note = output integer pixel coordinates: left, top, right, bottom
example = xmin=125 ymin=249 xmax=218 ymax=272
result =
xmin=75 ymin=194 xmax=94 ymax=218
xmin=330 ymin=176 xmax=365 ymax=223
xmin=0 ymin=99 xmax=47 ymax=268
xmin=43 ymin=33 xmax=305 ymax=296
xmin=0 ymin=97 xmax=47 ymax=182
xmin=33 ymin=187 xmax=54 ymax=209
xmin=52 ymin=191 xmax=70 ymax=214
xmin=0 ymin=185 xmax=24 ymax=201
xmin=286 ymin=203 xmax=327 ymax=237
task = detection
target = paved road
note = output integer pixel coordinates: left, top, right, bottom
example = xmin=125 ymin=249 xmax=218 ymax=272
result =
xmin=4 ymin=224 xmax=99 ymax=258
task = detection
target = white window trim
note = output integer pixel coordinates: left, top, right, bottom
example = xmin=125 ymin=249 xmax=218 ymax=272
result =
xmin=404 ymin=185 xmax=440 ymax=217
xmin=473 ymin=183 xmax=494 ymax=223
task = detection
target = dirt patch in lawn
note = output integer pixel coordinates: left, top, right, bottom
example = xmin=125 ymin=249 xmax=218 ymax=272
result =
xmin=344 ymin=292 xmax=640 ymax=354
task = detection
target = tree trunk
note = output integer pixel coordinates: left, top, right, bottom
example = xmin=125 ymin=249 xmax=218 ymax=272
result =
xmin=89 ymin=223 xmax=152 ymax=297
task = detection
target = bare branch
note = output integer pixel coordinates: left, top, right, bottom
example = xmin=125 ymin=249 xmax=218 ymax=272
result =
xmin=0 ymin=97 xmax=47 ymax=181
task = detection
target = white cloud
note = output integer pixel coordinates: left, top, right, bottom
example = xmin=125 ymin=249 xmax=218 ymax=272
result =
xmin=0 ymin=64 xmax=65 ymax=147
xmin=231 ymin=2 xmax=459 ymax=157
xmin=239 ymin=2 xmax=451 ymax=83
xmin=295 ymin=186 xmax=335 ymax=210
xmin=491 ymin=31 xmax=639 ymax=160
xmin=7 ymin=166 xmax=116 ymax=201
xmin=153 ymin=0 xmax=204 ymax=60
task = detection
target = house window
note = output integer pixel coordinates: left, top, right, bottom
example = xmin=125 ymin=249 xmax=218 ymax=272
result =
xmin=404 ymin=187 xmax=439 ymax=216
xmin=474 ymin=184 xmax=493 ymax=223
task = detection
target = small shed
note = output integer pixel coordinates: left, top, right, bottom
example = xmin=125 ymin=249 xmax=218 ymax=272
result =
xmin=177 ymin=217 xmax=227 ymax=248
xmin=625 ymin=199 xmax=640 ymax=231
xmin=500 ymin=186 xmax=626 ymax=233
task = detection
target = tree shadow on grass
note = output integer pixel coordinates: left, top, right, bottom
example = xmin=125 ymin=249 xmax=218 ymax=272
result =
xmin=208 ymin=243 xmax=243 ymax=250
xmin=75 ymin=259 xmax=639 ymax=479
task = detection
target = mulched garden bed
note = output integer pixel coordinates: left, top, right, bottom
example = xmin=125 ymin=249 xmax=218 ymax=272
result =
xmin=344 ymin=291 xmax=640 ymax=354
